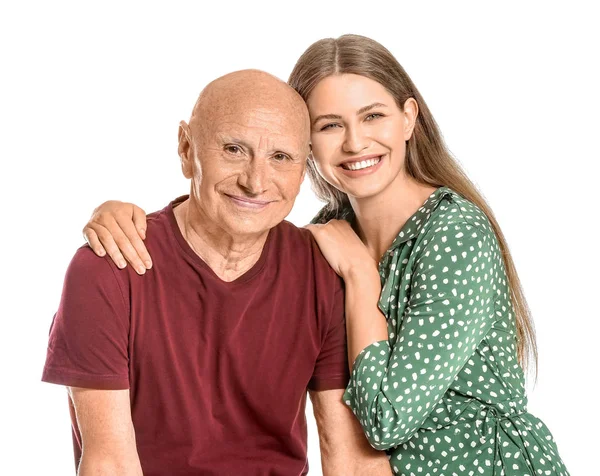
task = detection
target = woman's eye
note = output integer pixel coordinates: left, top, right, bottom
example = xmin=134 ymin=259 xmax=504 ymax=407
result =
xmin=320 ymin=123 xmax=341 ymax=131
xmin=365 ymin=113 xmax=383 ymax=121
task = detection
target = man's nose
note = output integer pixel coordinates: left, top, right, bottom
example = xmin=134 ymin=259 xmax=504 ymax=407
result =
xmin=342 ymin=125 xmax=368 ymax=154
xmin=238 ymin=158 xmax=269 ymax=195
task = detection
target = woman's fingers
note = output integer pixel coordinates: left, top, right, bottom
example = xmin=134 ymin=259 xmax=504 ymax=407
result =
xmin=99 ymin=216 xmax=148 ymax=274
xmin=90 ymin=222 xmax=129 ymax=270
xmin=82 ymin=201 xmax=152 ymax=275
xmin=83 ymin=227 xmax=106 ymax=257
xmin=115 ymin=211 xmax=152 ymax=270
xmin=132 ymin=206 xmax=148 ymax=240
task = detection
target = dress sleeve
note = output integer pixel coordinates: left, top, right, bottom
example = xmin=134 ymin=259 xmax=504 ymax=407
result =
xmin=42 ymin=246 xmax=130 ymax=390
xmin=343 ymin=221 xmax=499 ymax=449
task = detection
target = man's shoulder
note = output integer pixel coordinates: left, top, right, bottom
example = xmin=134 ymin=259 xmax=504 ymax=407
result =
xmin=272 ymin=220 xmax=341 ymax=282
xmin=273 ymin=220 xmax=325 ymax=259
xmin=69 ymin=245 xmax=118 ymax=274
xmin=145 ymin=202 xmax=172 ymax=234
xmin=65 ymin=245 xmax=132 ymax=297
xmin=275 ymin=220 xmax=313 ymax=244
xmin=139 ymin=202 xmax=177 ymax=254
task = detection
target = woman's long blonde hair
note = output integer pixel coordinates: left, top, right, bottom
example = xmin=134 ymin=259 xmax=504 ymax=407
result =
xmin=288 ymin=34 xmax=537 ymax=374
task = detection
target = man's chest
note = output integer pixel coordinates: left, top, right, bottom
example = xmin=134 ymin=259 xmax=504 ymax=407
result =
xmin=126 ymin=271 xmax=323 ymax=402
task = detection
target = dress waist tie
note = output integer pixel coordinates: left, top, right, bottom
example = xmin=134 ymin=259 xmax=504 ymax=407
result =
xmin=481 ymin=405 xmax=535 ymax=476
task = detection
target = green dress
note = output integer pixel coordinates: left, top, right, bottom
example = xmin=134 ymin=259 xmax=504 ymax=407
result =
xmin=342 ymin=187 xmax=569 ymax=475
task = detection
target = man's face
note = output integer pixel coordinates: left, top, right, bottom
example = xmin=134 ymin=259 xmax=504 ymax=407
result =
xmin=180 ymin=102 xmax=309 ymax=238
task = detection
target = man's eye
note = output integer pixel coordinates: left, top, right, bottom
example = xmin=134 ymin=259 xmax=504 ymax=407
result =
xmin=273 ymin=153 xmax=291 ymax=162
xmin=225 ymin=145 xmax=242 ymax=154
xmin=365 ymin=113 xmax=383 ymax=121
xmin=320 ymin=123 xmax=341 ymax=131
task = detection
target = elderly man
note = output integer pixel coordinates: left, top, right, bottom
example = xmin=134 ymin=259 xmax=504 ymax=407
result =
xmin=42 ymin=70 xmax=391 ymax=475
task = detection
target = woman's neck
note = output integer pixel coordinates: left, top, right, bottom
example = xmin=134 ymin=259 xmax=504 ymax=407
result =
xmin=350 ymin=173 xmax=437 ymax=262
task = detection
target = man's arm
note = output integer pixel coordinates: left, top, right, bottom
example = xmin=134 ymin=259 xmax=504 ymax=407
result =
xmin=309 ymin=389 xmax=392 ymax=476
xmin=68 ymin=388 xmax=143 ymax=476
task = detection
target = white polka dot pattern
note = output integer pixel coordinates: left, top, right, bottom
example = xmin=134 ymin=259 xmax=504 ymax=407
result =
xmin=343 ymin=187 xmax=569 ymax=475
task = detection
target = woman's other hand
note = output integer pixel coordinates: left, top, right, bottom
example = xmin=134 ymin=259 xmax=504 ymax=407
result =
xmin=305 ymin=220 xmax=377 ymax=279
xmin=83 ymin=201 xmax=151 ymax=275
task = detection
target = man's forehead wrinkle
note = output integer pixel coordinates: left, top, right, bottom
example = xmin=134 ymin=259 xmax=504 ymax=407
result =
xmin=213 ymin=103 xmax=307 ymax=138
xmin=214 ymin=115 xmax=297 ymax=136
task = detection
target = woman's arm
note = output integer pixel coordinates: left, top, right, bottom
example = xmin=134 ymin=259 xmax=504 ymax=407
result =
xmin=309 ymin=219 xmax=499 ymax=450
xmin=343 ymin=265 xmax=388 ymax=365
xmin=306 ymin=220 xmax=388 ymax=364
xmin=344 ymin=221 xmax=498 ymax=450
xmin=83 ymin=201 xmax=152 ymax=275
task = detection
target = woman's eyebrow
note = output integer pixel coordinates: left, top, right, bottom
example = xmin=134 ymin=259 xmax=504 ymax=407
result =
xmin=356 ymin=102 xmax=388 ymax=115
xmin=312 ymin=103 xmax=389 ymax=125
xmin=312 ymin=113 xmax=342 ymax=125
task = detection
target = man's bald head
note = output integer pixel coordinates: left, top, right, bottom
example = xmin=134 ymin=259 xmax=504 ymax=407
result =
xmin=189 ymin=70 xmax=310 ymax=144
xmin=176 ymin=70 xmax=311 ymax=240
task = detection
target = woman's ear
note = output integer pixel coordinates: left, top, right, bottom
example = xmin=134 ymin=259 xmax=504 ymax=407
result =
xmin=402 ymin=98 xmax=419 ymax=141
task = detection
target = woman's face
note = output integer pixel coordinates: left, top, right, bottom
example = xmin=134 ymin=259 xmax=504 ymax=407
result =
xmin=307 ymin=74 xmax=417 ymax=200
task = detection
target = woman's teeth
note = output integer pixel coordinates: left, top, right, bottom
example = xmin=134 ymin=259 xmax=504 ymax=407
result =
xmin=342 ymin=156 xmax=381 ymax=171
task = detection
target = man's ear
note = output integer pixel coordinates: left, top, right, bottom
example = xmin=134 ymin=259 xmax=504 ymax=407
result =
xmin=301 ymin=144 xmax=311 ymax=183
xmin=178 ymin=121 xmax=193 ymax=179
xmin=300 ymin=163 xmax=307 ymax=185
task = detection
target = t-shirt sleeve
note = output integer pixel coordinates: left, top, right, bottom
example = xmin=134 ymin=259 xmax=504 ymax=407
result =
xmin=42 ymin=246 xmax=130 ymax=390
xmin=308 ymin=276 xmax=350 ymax=391
xmin=343 ymin=221 xmax=499 ymax=449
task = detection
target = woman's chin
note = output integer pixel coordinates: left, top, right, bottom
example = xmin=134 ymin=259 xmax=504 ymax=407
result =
xmin=344 ymin=183 xmax=390 ymax=202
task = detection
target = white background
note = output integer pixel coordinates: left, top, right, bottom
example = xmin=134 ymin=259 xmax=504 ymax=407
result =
xmin=1 ymin=1 xmax=598 ymax=474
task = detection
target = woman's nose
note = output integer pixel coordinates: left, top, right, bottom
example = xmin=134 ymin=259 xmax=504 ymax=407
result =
xmin=342 ymin=125 xmax=368 ymax=154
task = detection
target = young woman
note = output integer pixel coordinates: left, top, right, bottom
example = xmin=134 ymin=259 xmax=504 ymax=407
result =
xmin=82 ymin=35 xmax=569 ymax=475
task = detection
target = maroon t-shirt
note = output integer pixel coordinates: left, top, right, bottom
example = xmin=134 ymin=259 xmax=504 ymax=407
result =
xmin=42 ymin=197 xmax=349 ymax=476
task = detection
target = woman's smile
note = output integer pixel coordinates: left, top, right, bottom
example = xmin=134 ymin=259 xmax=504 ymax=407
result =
xmin=338 ymin=154 xmax=385 ymax=176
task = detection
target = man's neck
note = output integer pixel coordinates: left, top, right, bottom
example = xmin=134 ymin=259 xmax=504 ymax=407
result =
xmin=173 ymin=200 xmax=269 ymax=282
